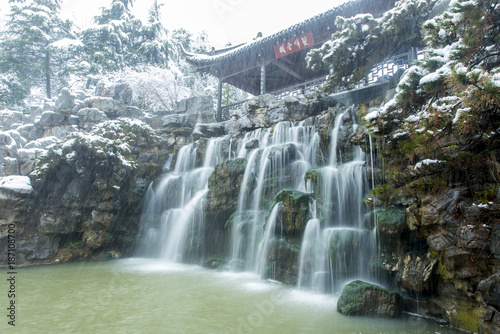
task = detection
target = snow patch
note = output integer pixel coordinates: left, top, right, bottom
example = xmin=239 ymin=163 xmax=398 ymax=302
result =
xmin=0 ymin=175 xmax=33 ymax=194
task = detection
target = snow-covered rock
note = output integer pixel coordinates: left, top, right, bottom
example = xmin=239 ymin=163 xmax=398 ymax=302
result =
xmin=77 ymin=108 xmax=109 ymax=130
xmin=2 ymin=157 xmax=19 ymax=176
xmin=24 ymin=136 xmax=59 ymax=149
xmin=18 ymin=148 xmax=44 ymax=175
xmin=95 ymin=81 xmax=133 ymax=105
xmin=0 ymin=110 xmax=23 ymax=131
xmin=54 ymin=87 xmax=76 ymax=114
xmin=0 ymin=175 xmax=33 ymax=196
xmin=82 ymin=97 xmax=126 ymax=119
xmin=16 ymin=124 xmax=44 ymax=142
xmin=43 ymin=125 xmax=78 ymax=141
xmin=36 ymin=111 xmax=65 ymax=129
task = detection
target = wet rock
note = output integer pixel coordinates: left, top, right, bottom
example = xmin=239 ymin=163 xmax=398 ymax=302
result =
xmin=478 ymin=273 xmax=500 ymax=309
xmin=397 ymin=253 xmax=437 ymax=292
xmin=274 ymin=189 xmax=310 ymax=237
xmin=376 ymin=208 xmax=406 ymax=237
xmin=192 ymin=122 xmax=226 ymax=139
xmin=39 ymin=213 xmax=78 ymax=234
xmin=83 ymin=230 xmax=108 ymax=250
xmin=244 ymin=139 xmax=260 ymax=150
xmin=206 ymin=158 xmax=247 ymax=218
xmin=337 ymin=280 xmax=401 ymax=318
xmin=17 ymin=235 xmax=59 ymax=261
xmin=265 ymin=239 xmax=300 ymax=285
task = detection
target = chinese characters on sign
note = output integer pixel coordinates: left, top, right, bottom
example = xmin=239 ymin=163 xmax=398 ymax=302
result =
xmin=273 ymin=31 xmax=315 ymax=59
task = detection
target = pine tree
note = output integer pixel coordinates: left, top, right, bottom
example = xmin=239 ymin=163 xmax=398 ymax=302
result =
xmin=306 ymin=0 xmax=435 ymax=89
xmin=78 ymin=0 xmax=170 ymax=87
xmin=0 ymin=0 xmax=74 ymax=101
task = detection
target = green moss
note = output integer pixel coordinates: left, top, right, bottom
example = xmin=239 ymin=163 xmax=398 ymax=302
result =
xmin=273 ymin=189 xmax=311 ymax=237
xmin=337 ymin=280 xmax=399 ymax=316
xmin=451 ymin=309 xmax=480 ymax=333
xmin=64 ymin=241 xmax=84 ymax=249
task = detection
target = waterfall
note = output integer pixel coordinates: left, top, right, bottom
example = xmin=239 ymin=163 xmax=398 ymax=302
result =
xmin=137 ymin=136 xmax=228 ymax=263
xmin=229 ymin=121 xmax=320 ymax=271
xmin=296 ymin=106 xmax=374 ymax=293
xmin=137 ymin=104 xmax=376 ymax=294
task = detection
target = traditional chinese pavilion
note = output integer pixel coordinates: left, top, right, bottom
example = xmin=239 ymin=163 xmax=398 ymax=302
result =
xmin=184 ymin=0 xmax=398 ymax=121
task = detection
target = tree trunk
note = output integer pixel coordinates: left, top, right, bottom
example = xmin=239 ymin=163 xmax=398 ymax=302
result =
xmin=45 ymin=51 xmax=51 ymax=99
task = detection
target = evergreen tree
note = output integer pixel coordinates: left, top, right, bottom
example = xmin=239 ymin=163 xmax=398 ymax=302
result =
xmin=306 ymin=0 xmax=436 ymax=89
xmin=0 ymin=0 xmax=74 ymax=101
xmin=364 ymin=0 xmax=499 ymax=198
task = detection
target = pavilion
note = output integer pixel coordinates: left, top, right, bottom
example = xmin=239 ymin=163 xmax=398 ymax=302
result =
xmin=184 ymin=0 xmax=399 ymax=121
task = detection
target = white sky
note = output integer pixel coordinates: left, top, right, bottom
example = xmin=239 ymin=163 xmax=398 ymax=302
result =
xmin=1 ymin=0 xmax=347 ymax=47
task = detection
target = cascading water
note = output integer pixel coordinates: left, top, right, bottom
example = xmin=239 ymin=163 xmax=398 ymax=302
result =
xmin=137 ymin=136 xmax=229 ymax=263
xmin=229 ymin=120 xmax=321 ymax=271
xmin=137 ymin=104 xmax=377 ymax=295
xmin=297 ymin=106 xmax=374 ymax=293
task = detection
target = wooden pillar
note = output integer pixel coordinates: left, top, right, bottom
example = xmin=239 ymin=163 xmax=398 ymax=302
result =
xmin=217 ymin=79 xmax=223 ymax=122
xmin=260 ymin=60 xmax=266 ymax=95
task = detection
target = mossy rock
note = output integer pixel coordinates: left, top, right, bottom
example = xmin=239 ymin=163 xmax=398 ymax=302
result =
xmin=337 ymin=280 xmax=401 ymax=318
xmin=274 ymin=189 xmax=311 ymax=237
xmin=376 ymin=208 xmax=406 ymax=237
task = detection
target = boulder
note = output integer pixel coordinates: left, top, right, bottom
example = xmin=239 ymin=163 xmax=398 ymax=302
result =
xmin=77 ymin=108 xmax=109 ymax=130
xmin=274 ymin=189 xmax=310 ymax=237
xmin=337 ymin=280 xmax=401 ymax=318
xmin=175 ymin=95 xmax=214 ymax=117
xmin=18 ymin=148 xmax=44 ymax=175
xmin=0 ymin=175 xmax=32 ymax=197
xmin=2 ymin=157 xmax=18 ymax=176
xmin=478 ymin=273 xmax=500 ymax=309
xmin=54 ymin=87 xmax=76 ymax=114
xmin=397 ymin=253 xmax=437 ymax=292
xmin=16 ymin=124 xmax=44 ymax=141
xmin=95 ymin=81 xmax=133 ymax=105
xmin=83 ymin=230 xmax=108 ymax=250
xmin=0 ymin=110 xmax=23 ymax=130
xmin=82 ymin=97 xmax=126 ymax=119
xmin=24 ymin=136 xmax=59 ymax=149
xmin=36 ymin=111 xmax=65 ymax=129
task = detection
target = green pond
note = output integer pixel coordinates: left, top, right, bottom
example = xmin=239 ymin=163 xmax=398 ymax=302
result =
xmin=1 ymin=259 xmax=460 ymax=334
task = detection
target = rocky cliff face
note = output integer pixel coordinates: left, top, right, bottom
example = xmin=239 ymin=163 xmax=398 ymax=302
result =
xmin=1 ymin=81 xmax=498 ymax=333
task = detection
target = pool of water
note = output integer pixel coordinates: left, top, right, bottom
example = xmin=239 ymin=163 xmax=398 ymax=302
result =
xmin=2 ymin=259 xmax=459 ymax=333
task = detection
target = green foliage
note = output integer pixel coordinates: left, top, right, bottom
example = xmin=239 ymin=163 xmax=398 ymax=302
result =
xmin=0 ymin=0 xmax=75 ymax=99
xmin=476 ymin=184 xmax=499 ymax=204
xmin=307 ymin=0 xmax=434 ymax=89
xmin=65 ymin=241 xmax=84 ymax=249
xmin=368 ymin=184 xmax=394 ymax=206
xmin=362 ymin=0 xmax=500 ymax=197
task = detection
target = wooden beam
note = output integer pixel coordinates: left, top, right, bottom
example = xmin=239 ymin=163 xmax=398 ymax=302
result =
xmin=271 ymin=60 xmax=304 ymax=82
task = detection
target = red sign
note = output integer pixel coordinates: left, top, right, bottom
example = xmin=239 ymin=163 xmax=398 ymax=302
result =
xmin=273 ymin=31 xmax=315 ymax=59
